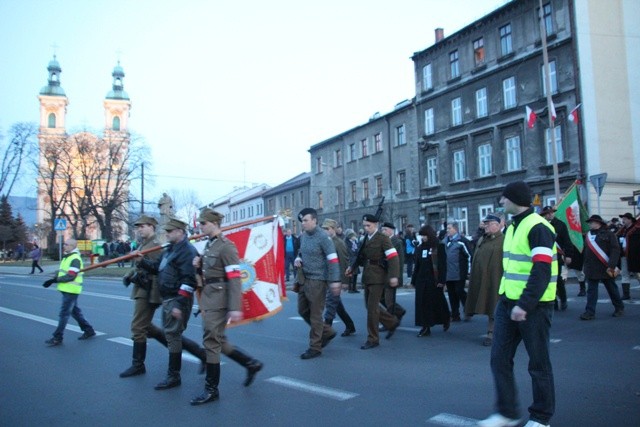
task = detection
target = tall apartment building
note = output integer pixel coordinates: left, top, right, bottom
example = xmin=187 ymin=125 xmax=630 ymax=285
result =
xmin=263 ymin=172 xmax=310 ymax=234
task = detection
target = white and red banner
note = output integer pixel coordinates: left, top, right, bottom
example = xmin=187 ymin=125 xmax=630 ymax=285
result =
xmin=568 ymin=104 xmax=581 ymax=125
xmin=526 ymin=105 xmax=537 ymax=129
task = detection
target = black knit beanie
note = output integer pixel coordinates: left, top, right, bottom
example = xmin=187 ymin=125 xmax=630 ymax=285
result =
xmin=502 ymin=181 xmax=532 ymax=207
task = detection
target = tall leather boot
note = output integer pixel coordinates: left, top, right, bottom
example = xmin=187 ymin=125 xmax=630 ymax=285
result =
xmin=227 ymin=348 xmax=263 ymax=387
xmin=120 ymin=341 xmax=147 ymax=378
xmin=190 ymin=363 xmax=220 ymax=405
xmin=154 ymin=352 xmax=182 ymax=390
xmin=182 ymin=336 xmax=207 ymax=374
xmin=622 ymin=283 xmax=631 ymax=300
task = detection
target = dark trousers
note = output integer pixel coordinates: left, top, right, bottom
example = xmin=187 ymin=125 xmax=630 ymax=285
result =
xmin=364 ymin=283 xmax=397 ymax=344
xmin=381 ymin=285 xmax=406 ymax=319
xmin=285 ymin=252 xmax=296 ymax=280
xmin=584 ymin=278 xmax=624 ymax=315
xmin=446 ymin=279 xmax=467 ymax=317
xmin=405 ymin=257 xmax=415 ymax=278
xmin=348 ymin=272 xmax=359 ymax=292
xmin=490 ymin=298 xmax=555 ymax=424
xmin=30 ymin=260 xmax=44 ymax=273
xmin=297 ymin=279 xmax=328 ymax=352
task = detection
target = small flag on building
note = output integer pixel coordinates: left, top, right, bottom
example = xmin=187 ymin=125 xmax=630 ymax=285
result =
xmin=549 ymin=101 xmax=557 ymax=123
xmin=526 ymin=105 xmax=537 ymax=129
xmin=568 ymin=104 xmax=581 ymax=125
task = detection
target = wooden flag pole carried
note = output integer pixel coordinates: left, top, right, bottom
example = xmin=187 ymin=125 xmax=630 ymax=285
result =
xmin=81 ymin=215 xmax=277 ymax=273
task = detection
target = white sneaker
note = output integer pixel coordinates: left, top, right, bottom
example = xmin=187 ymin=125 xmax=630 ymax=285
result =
xmin=477 ymin=413 xmax=521 ymax=427
xmin=523 ymin=421 xmax=550 ymax=427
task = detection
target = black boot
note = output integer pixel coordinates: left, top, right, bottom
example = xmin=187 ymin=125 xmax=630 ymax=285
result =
xmin=190 ymin=363 xmax=220 ymax=405
xmin=155 ymin=352 xmax=182 ymax=390
xmin=120 ymin=341 xmax=147 ymax=378
xmin=227 ymin=348 xmax=263 ymax=387
xmin=182 ymin=336 xmax=207 ymax=373
xmin=622 ymin=283 xmax=631 ymax=300
xmin=577 ymin=281 xmax=586 ymax=296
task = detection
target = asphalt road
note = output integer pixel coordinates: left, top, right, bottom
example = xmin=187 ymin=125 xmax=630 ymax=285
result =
xmin=1 ymin=273 xmax=639 ymax=427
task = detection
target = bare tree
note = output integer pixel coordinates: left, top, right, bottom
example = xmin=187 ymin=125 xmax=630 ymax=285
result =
xmin=168 ymin=188 xmax=202 ymax=233
xmin=0 ymin=122 xmax=38 ymax=198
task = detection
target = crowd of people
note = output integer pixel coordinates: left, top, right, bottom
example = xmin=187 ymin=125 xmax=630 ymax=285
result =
xmin=35 ymin=181 xmax=639 ymax=425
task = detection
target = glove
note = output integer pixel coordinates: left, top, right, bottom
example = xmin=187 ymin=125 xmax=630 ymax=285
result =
xmin=42 ymin=279 xmax=56 ymax=288
xmin=122 ymin=271 xmax=134 ymax=287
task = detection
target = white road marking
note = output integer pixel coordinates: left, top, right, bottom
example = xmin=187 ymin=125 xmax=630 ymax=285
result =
xmin=266 ymin=375 xmax=358 ymax=401
xmin=0 ymin=306 xmax=105 ymax=336
xmin=0 ymin=281 xmax=130 ymax=301
xmin=633 ymin=346 xmax=640 ymax=351
xmin=428 ymin=413 xmax=479 ymax=426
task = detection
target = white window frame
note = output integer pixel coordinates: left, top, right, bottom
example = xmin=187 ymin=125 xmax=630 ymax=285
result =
xmin=451 ymin=97 xmax=462 ymax=126
xmin=505 ymin=136 xmax=522 ymax=172
xmin=503 ymin=76 xmax=516 ymax=109
xmin=348 ymin=143 xmax=356 ymax=162
xmin=333 ymin=149 xmax=342 ymax=167
xmin=450 ymin=50 xmax=459 ymax=79
xmin=453 ymin=150 xmax=466 ymax=182
xmin=500 ymin=23 xmax=512 ymax=56
xmin=395 ymin=125 xmax=406 ymax=147
xmin=397 ymin=170 xmax=406 ymax=194
xmin=452 ymin=207 xmax=469 ymax=235
xmin=422 ymin=63 xmax=433 ymax=91
xmin=424 ymin=108 xmax=435 ymax=135
xmin=360 ymin=138 xmax=368 ymax=158
xmin=374 ymin=133 xmax=383 ymax=152
xmin=478 ymin=144 xmax=492 ymax=177
xmin=478 ymin=204 xmax=494 ymax=222
xmin=316 ymin=156 xmax=323 ymax=174
xmin=476 ymin=87 xmax=488 ymax=118
xmin=541 ymin=60 xmax=558 ymax=95
xmin=426 ymin=156 xmax=438 ymax=187
xmin=545 ymin=126 xmax=564 ymax=164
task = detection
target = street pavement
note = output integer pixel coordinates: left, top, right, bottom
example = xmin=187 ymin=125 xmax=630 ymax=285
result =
xmin=1 ymin=268 xmax=639 ymax=426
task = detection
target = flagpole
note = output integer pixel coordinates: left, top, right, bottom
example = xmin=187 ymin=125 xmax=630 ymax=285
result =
xmin=539 ymin=0 xmax=560 ymax=201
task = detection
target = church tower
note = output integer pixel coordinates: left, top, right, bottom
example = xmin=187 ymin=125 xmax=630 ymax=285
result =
xmin=104 ymin=61 xmax=131 ymax=135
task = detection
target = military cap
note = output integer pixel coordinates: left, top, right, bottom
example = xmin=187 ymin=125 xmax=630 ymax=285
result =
xmin=482 ymin=213 xmax=502 ymax=223
xmin=198 ymin=208 xmax=224 ymax=225
xmin=540 ymin=206 xmax=556 ymax=215
xmin=321 ymin=219 xmax=338 ymax=229
xmin=362 ymin=214 xmax=378 ymax=223
xmin=381 ymin=222 xmax=395 ymax=230
xmin=134 ymin=214 xmax=158 ymax=226
xmin=586 ymin=214 xmax=607 ymax=226
xmin=298 ymin=208 xmax=317 ymax=222
xmin=163 ymin=217 xmax=188 ymax=231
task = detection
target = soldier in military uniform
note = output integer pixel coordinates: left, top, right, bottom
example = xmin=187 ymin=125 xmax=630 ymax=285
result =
xmin=190 ymin=208 xmax=263 ymax=406
xmin=347 ymin=214 xmax=400 ymax=349
xmin=120 ymin=215 xmax=206 ymax=378
xmin=380 ymin=222 xmax=407 ymax=325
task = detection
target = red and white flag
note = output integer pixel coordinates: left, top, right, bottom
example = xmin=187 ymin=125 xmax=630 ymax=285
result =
xmin=526 ymin=106 xmax=537 ymax=129
xmin=549 ymin=101 xmax=557 ymax=123
xmin=568 ymin=104 xmax=581 ymax=125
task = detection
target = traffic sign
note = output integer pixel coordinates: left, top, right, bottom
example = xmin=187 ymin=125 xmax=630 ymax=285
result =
xmin=54 ymin=218 xmax=67 ymax=231
xmin=589 ymin=173 xmax=607 ymax=197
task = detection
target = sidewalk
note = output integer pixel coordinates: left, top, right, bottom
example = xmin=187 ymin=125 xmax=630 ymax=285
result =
xmin=0 ymin=262 xmax=58 ymax=276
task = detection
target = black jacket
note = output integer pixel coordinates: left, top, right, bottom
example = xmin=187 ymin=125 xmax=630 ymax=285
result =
xmin=140 ymin=236 xmax=198 ymax=299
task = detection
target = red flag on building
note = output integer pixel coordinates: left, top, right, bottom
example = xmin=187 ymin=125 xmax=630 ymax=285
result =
xmin=568 ymin=104 xmax=581 ymax=125
xmin=526 ymin=105 xmax=537 ymax=129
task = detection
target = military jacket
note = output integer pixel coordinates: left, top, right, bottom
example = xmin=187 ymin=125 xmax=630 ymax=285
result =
xmin=131 ymin=234 xmax=162 ymax=304
xmin=202 ymin=234 xmax=242 ymax=313
xmin=353 ymin=231 xmax=400 ymax=285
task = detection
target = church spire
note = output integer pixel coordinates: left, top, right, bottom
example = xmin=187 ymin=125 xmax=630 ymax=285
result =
xmin=39 ymin=55 xmax=66 ymax=96
xmin=106 ymin=60 xmax=129 ymax=100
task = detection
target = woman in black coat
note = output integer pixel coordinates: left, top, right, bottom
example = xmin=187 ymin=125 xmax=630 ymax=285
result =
xmin=411 ymin=225 xmax=450 ymax=336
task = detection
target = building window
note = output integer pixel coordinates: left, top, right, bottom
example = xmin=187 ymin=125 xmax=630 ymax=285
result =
xmin=397 ymin=170 xmax=406 ymax=194
xmin=47 ymin=113 xmax=56 ymax=128
xmin=360 ymin=138 xmax=368 ymax=157
xmin=112 ymin=116 xmax=121 ymax=131
xmin=450 ymin=50 xmax=459 ymax=79
xmin=499 ymin=23 xmax=512 ymax=56
xmin=300 ymin=190 xmax=305 ymax=205
xmin=374 ymin=133 xmax=383 ymax=152
xmin=473 ymin=37 xmax=485 ymax=66
xmin=476 ymin=87 xmax=488 ymax=118
xmin=317 ymin=191 xmax=323 ymax=209
xmin=505 ymin=136 xmax=522 ymax=172
xmin=348 ymin=143 xmax=356 ymax=162
xmin=362 ymin=179 xmax=369 ymax=200
xmin=426 ymin=156 xmax=439 ymax=187
xmin=503 ymin=76 xmax=517 ymax=109
xmin=453 ymin=150 xmax=466 ymax=182
xmin=316 ymin=156 xmax=323 ymax=174
xmin=336 ymin=186 xmax=343 ymax=207
xmin=479 ymin=204 xmax=494 ymax=223
xmin=395 ymin=125 xmax=406 ymax=147
xmin=424 ymin=108 xmax=435 ymax=135
xmin=545 ymin=126 xmax=564 ymax=164
xmin=541 ymin=60 xmax=557 ymax=95
xmin=283 ymin=195 xmax=288 ymax=207
xmin=334 ymin=149 xmax=342 ymax=167
xmin=541 ymin=2 xmax=554 ymax=36
xmin=451 ymin=97 xmax=462 ymax=126
xmin=291 ymin=192 xmax=296 ymax=205
xmin=422 ymin=63 xmax=433 ymax=91
xmin=452 ymin=207 xmax=469 ymax=235
xmin=478 ymin=144 xmax=492 ymax=177
xmin=350 ymin=182 xmax=357 ymax=202
xmin=375 ymin=176 xmax=383 ymax=198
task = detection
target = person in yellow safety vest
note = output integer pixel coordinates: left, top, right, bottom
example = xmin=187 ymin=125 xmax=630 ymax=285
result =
xmin=43 ymin=238 xmax=96 ymax=346
xmin=478 ymin=181 xmax=557 ymax=427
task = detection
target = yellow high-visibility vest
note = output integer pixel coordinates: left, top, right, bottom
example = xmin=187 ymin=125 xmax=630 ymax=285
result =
xmin=57 ymin=251 xmax=83 ymax=294
xmin=500 ymin=213 xmax=557 ymax=301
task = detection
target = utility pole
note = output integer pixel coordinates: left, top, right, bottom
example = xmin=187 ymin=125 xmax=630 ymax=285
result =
xmin=539 ymin=0 xmax=560 ymax=201
xmin=141 ymin=163 xmax=145 ymax=213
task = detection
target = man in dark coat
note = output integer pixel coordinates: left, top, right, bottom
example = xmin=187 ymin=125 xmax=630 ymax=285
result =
xmin=541 ymin=206 xmax=572 ymax=310
xmin=580 ymin=215 xmax=624 ymax=320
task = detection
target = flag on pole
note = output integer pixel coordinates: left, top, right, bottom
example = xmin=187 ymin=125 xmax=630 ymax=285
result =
xmin=549 ymin=101 xmax=557 ymax=123
xmin=526 ymin=105 xmax=537 ymax=129
xmin=554 ymin=181 xmax=589 ymax=252
xmin=568 ymin=104 xmax=581 ymax=125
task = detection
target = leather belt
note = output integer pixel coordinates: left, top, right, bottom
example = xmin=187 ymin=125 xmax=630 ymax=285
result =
xmin=204 ymin=277 xmax=226 ymax=284
xmin=367 ymin=259 xmax=386 ymax=267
